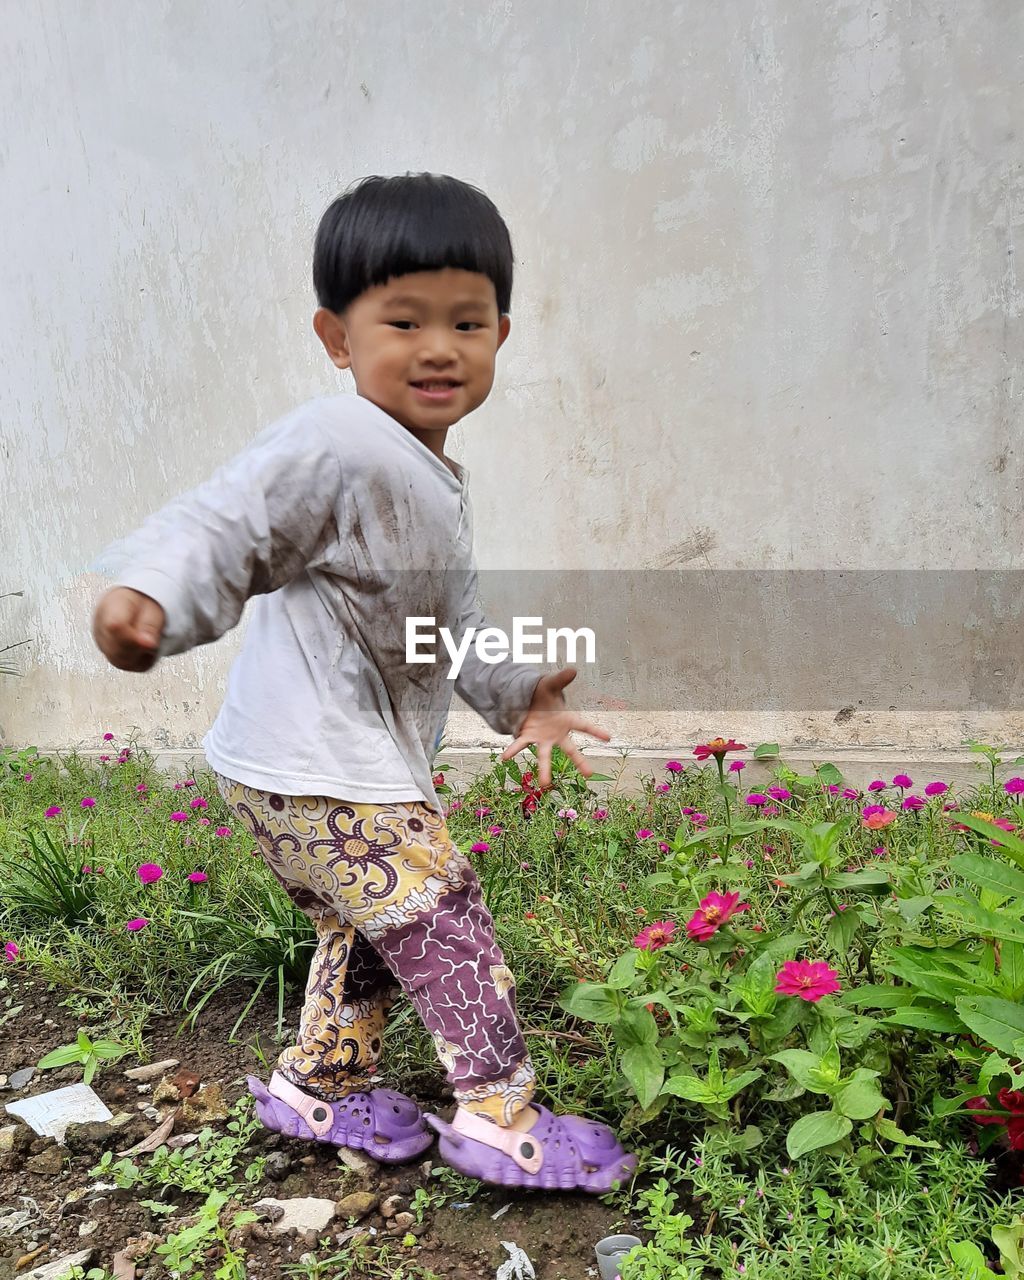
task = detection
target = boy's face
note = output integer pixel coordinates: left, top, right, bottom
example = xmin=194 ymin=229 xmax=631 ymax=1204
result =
xmin=314 ymin=268 xmax=511 ymax=437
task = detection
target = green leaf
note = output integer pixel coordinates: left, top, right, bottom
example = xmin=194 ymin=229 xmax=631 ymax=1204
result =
xmin=771 ymin=1050 xmax=833 ymax=1094
xmin=620 ymin=1043 xmax=664 ymax=1110
xmin=613 ymin=1007 xmax=659 ymax=1050
xmin=816 ymin=764 xmax=844 ymax=786
xmin=786 ymin=1110 xmax=853 ymax=1159
xmin=952 ymin=816 xmax=1024 ymax=868
xmin=560 ymin=983 xmax=624 ymax=1024
xmin=873 ymin=1117 xmax=940 ymax=1149
xmin=606 ymin=951 xmax=638 ymax=990
xmin=662 ymin=1074 xmax=718 ymax=1105
xmin=826 ymin=909 xmax=862 ymax=955
xmin=38 ymin=1044 xmax=85 ymax=1069
xmin=842 ymin=985 xmax=918 ymax=1010
xmin=719 ymin=1068 xmax=763 ymax=1101
xmin=951 ymin=852 xmax=1024 ymax=898
xmin=753 ymin=743 xmax=780 ymax=759
xmin=956 ymin=996 xmax=1024 ymax=1054
xmin=883 ymin=1006 xmax=964 ymax=1033
xmin=948 ymin=1240 xmax=990 ymax=1279
xmin=823 ymin=870 xmax=892 ymax=892
xmin=835 ymin=1074 xmax=888 ymax=1120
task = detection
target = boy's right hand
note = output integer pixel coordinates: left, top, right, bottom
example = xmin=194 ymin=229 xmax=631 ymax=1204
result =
xmin=93 ymin=587 xmax=166 ymax=672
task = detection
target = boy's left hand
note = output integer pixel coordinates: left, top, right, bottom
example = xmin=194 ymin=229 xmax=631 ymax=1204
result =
xmin=503 ymin=668 xmax=610 ymax=789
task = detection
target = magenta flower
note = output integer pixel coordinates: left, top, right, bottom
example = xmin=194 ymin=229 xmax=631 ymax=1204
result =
xmin=470 ymin=841 xmax=490 ymax=854
xmin=99 ymin=755 xmax=110 ymax=764
xmin=102 ymin=733 xmax=114 ymax=742
xmin=197 ymin=817 xmax=210 ymax=827
xmin=686 ymin=891 xmax=749 ymax=941
xmin=3 ymin=942 xmax=18 ymax=963
xmin=187 ymin=871 xmax=208 ymax=884
xmin=729 ymin=760 xmax=746 ymax=773
xmin=892 ymin=774 xmax=913 ymax=788
xmin=681 ymin=807 xmax=695 ymax=816
xmin=867 ymin=780 xmax=886 ymax=792
xmin=745 ymin=793 xmax=768 ymax=807
xmin=767 ymin=786 xmax=792 ymax=801
xmin=665 ymin=760 xmax=684 ymax=774
xmin=775 ymin=959 xmax=841 ymax=1002
xmin=125 ymin=918 xmax=149 ymax=932
xmin=170 ymin=811 xmax=188 ymax=822
xmin=1005 ymin=778 xmax=1024 ymax=796
xmin=136 ymin=783 xmax=148 ymax=794
xmin=824 ymin=784 xmax=840 ymax=795
xmin=557 ymin=807 xmax=579 ymax=822
xmin=924 ymin=781 xmax=949 ymax=797
xmin=654 ymin=782 xmax=671 ymax=794
xmin=137 ymin=862 xmax=164 ymax=885
xmin=902 ymin=795 xmax=926 ymax=811
xmin=22 ymin=773 xmax=32 ymax=782
xmin=691 ymin=813 xmax=709 ymax=827
xmin=842 ymin=788 xmax=859 ymax=800
xmin=592 ymin=808 xmax=609 ymax=822
xmin=45 ymin=805 xmax=62 ymax=819
xmin=173 ymin=782 xmax=183 ymax=790
xmin=190 ymin=797 xmax=208 ymax=810
xmin=184 ymin=779 xmax=196 ymax=787
xmin=636 ymin=829 xmax=654 ymax=840
xmin=474 ymin=806 xmax=492 ymax=818
xmin=215 ymin=826 xmax=232 ymax=838
xmin=80 ymin=797 xmax=96 ymax=809
xmin=633 ymin=920 xmax=677 ymax=951
xmin=488 ymin=824 xmax=503 ymax=836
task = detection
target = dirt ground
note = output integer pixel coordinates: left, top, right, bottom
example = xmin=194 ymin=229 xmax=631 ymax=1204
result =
xmin=0 ymin=973 xmax=640 ymax=1280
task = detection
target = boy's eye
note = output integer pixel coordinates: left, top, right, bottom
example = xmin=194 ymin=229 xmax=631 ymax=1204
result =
xmin=456 ymin=322 xmax=482 ymax=331
xmin=388 ymin=320 xmax=416 ymax=330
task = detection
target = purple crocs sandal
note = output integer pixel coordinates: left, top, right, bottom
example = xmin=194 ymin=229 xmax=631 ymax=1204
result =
xmin=248 ymin=1071 xmax=433 ymax=1164
xmin=425 ymin=1104 xmax=637 ymax=1193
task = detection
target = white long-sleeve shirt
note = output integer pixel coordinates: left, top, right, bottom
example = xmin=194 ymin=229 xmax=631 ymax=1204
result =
xmin=100 ymin=393 xmax=542 ymax=811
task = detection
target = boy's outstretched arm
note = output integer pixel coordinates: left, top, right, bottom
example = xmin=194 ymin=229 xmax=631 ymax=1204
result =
xmin=93 ymin=587 xmax=166 ymax=671
xmin=500 ymin=666 xmax=610 ymax=789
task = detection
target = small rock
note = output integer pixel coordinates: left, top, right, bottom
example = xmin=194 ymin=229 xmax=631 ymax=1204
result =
xmin=26 ymin=1147 xmax=64 ymax=1176
xmin=0 ymin=1124 xmax=19 ymax=1152
xmin=335 ymin=1191 xmax=379 ymax=1221
xmin=393 ymin=1212 xmax=415 ymax=1230
xmin=381 ymin=1194 xmax=406 ymax=1219
xmin=64 ymin=1120 xmax=120 ymax=1153
xmin=22 ymin=1248 xmax=94 ymax=1280
xmin=265 ymin=1151 xmax=292 ymax=1180
xmin=253 ymin=1197 xmax=337 ymax=1236
xmin=181 ymin=1083 xmax=228 ymax=1126
xmin=78 ymin=1221 xmax=98 ymax=1238
xmin=125 ymin=1059 xmax=179 ymax=1082
xmin=152 ymin=1080 xmax=181 ymax=1107
xmin=43 ymin=1019 xmax=55 ymax=1028
xmin=10 ymin=1067 xmax=36 ymax=1090
xmin=141 ymin=1107 xmax=160 ymax=1122
xmin=337 ymin=1147 xmax=378 ymax=1176
xmin=171 ymin=1069 xmax=200 ymax=1099
xmin=59 ymin=1188 xmax=89 ymax=1217
xmin=0 ymin=1073 xmax=8 ymax=1088
xmin=135 ymin=1084 xmax=152 ymax=1095
xmin=298 ymin=1154 xmax=316 ymax=1167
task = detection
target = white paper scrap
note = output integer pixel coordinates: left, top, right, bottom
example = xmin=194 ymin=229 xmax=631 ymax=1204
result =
xmin=5 ymin=1084 xmax=113 ymax=1143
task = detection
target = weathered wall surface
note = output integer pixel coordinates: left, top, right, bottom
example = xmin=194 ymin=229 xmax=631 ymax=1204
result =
xmin=1 ymin=1 xmax=1022 ymax=763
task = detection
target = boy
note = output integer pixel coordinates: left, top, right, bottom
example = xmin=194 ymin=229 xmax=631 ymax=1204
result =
xmin=93 ymin=173 xmax=635 ymax=1191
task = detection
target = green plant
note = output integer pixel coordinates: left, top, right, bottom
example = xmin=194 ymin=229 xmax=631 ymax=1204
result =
xmin=6 ymin=828 xmax=100 ymax=926
xmin=154 ymin=1189 xmax=256 ymax=1280
xmin=37 ymin=1028 xmax=128 ymax=1084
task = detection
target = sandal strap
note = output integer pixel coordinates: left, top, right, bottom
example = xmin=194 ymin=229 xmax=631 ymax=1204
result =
xmin=269 ymin=1071 xmax=335 ymax=1138
xmin=452 ymin=1106 xmax=544 ymax=1174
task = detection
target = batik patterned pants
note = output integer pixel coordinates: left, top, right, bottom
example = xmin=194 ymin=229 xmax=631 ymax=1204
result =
xmin=215 ymin=776 xmax=536 ymax=1125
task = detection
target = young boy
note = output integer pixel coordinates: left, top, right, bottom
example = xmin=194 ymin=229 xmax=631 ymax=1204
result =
xmin=93 ymin=173 xmax=635 ymax=1192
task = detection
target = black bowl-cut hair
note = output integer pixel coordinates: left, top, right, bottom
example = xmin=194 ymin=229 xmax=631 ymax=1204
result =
xmin=313 ymin=173 xmax=514 ymax=316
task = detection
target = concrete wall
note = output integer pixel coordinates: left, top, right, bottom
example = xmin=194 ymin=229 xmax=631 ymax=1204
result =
xmin=2 ymin=1 xmax=1023 ymax=768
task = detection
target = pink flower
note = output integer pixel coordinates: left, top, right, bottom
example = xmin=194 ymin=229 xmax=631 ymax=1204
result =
xmin=775 ymin=959 xmax=841 ymax=1002
xmin=22 ymin=774 xmax=32 ymax=782
xmin=842 ymin=788 xmax=859 ymax=800
xmin=474 ymin=806 xmax=492 ymax=818
xmin=80 ymin=797 xmax=96 ymax=809
xmin=215 ymin=826 xmax=232 ymax=837
xmin=924 ymin=781 xmax=949 ymax=797
xmin=190 ymin=797 xmax=208 ymax=810
xmin=892 ymin=774 xmax=913 ymax=788
xmin=488 ymin=824 xmax=503 ymax=836
xmin=170 ymin=811 xmax=188 ymax=822
xmin=824 ymin=784 xmax=840 ymax=795
xmin=4 ymin=942 xmax=19 ymax=963
xmin=183 ymin=779 xmax=196 ymax=787
xmin=557 ymin=808 xmax=578 ymax=822
xmin=1005 ymin=778 xmax=1024 ymax=796
xmin=592 ymin=808 xmax=609 ymax=822
xmin=729 ymin=760 xmax=746 ymax=773
xmin=636 ymin=829 xmax=654 ymax=840
xmin=196 ymin=817 xmax=210 ymax=826
xmin=470 ymin=842 xmax=490 ymax=854
xmin=681 ymin=807 xmax=695 ymax=816
xmin=44 ymin=805 xmax=61 ymax=819
xmin=173 ymin=782 xmax=183 ymax=790
xmin=862 ymin=804 xmax=898 ymax=830
xmin=902 ymin=795 xmax=925 ymax=811
xmin=654 ymin=782 xmax=671 ymax=794
xmin=766 ymin=786 xmax=791 ymax=801
xmin=665 ymin=760 xmax=684 ymax=773
xmin=659 ymin=841 xmax=671 ymax=853
xmin=137 ymin=863 xmax=164 ymax=885
xmin=872 ymin=845 xmax=888 ymax=857
xmin=686 ymin=891 xmax=749 ymax=941
xmin=691 ymin=813 xmax=709 ymax=828
xmin=867 ymin=780 xmax=886 ymax=792
xmin=125 ymin=918 xmax=149 ymax=932
xmin=102 ymin=733 xmax=114 ymax=742
xmin=745 ymin=793 xmax=768 ymax=807
xmin=763 ymin=804 xmax=780 ymax=816
xmin=136 ymin=783 xmax=148 ymax=794
xmin=187 ymin=871 xmax=208 ymax=884
xmin=99 ymin=755 xmax=110 ymax=764
xmin=633 ymin=920 xmax=677 ymax=951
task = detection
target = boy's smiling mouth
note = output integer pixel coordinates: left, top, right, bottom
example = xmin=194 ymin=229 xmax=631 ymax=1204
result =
xmin=410 ymin=379 xmax=462 ymax=402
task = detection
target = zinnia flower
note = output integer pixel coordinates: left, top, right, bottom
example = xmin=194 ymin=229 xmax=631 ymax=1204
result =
xmin=924 ymin=781 xmax=949 ymax=797
xmin=1005 ymin=778 xmax=1024 ymax=796
xmin=44 ymin=805 xmax=61 ymax=819
xmin=633 ymin=920 xmax=677 ymax=951
xmin=902 ymin=795 xmax=925 ymax=811
xmin=665 ymin=761 xmax=683 ymax=773
xmin=187 ymin=871 xmax=208 ymax=884
xmin=745 ymin=793 xmax=767 ymax=807
xmin=693 ymin=737 xmax=746 ymax=762
xmin=137 ymin=862 xmax=164 ymax=884
xmin=892 ymin=774 xmax=913 ymax=788
xmin=3 ymin=942 xmax=18 ymax=963
xmin=80 ymin=797 xmax=96 ymax=809
xmin=767 ymin=786 xmax=791 ymax=801
xmin=470 ymin=842 xmax=490 ymax=854
xmin=125 ymin=918 xmax=149 ymax=932
xmin=686 ymin=891 xmax=749 ymax=941
xmin=774 ymin=959 xmax=841 ymax=1002
xmin=215 ymin=826 xmax=232 ymax=837
xmin=170 ymin=811 xmax=188 ymax=822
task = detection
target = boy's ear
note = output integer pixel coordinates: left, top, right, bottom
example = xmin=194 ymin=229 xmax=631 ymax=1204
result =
xmin=313 ymin=308 xmax=352 ymax=370
xmin=497 ymin=314 xmax=511 ymax=350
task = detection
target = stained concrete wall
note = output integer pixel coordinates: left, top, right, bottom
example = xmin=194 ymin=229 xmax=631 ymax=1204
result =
xmin=2 ymin=1 xmax=1023 ymax=770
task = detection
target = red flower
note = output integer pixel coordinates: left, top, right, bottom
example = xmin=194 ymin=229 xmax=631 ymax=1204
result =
xmin=686 ymin=891 xmax=749 ymax=942
xmin=774 ymin=959 xmax=841 ymax=1002
xmin=633 ymin=920 xmax=677 ymax=951
xmin=693 ymin=737 xmax=746 ymax=762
